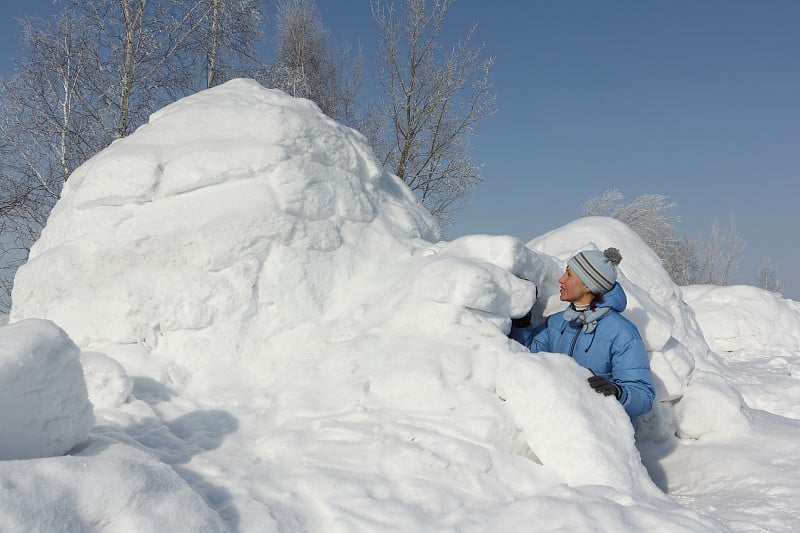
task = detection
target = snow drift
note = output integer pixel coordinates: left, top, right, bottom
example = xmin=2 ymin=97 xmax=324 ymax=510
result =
xmin=683 ymin=284 xmax=800 ymax=354
xmin=683 ymin=283 xmax=800 ymax=422
xmin=4 ymin=79 xmax=781 ymax=531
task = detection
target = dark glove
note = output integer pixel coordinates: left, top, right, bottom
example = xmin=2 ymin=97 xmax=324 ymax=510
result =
xmin=588 ymin=375 xmax=621 ymax=399
xmin=511 ymin=309 xmax=532 ymax=328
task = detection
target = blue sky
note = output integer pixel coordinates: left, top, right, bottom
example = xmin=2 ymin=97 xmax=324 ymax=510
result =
xmin=2 ymin=1 xmax=799 ymax=298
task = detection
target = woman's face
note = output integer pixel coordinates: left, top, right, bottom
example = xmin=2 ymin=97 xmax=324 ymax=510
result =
xmin=558 ymin=266 xmax=595 ymax=305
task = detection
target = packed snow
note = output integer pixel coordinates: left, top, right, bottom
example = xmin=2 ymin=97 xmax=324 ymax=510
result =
xmin=2 ymin=79 xmax=798 ymax=532
xmin=0 ymin=319 xmax=93 ymax=460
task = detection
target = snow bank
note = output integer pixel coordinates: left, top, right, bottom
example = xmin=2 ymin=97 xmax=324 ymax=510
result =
xmin=682 ymin=284 xmax=800 ymax=354
xmin=0 ymin=319 xmax=94 ymax=460
xmin=7 ymin=80 xmax=726 ymax=531
xmin=681 ymin=284 xmax=800 ymax=423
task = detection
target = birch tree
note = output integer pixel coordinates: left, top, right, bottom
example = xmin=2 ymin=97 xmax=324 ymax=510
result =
xmin=0 ymin=14 xmax=101 ymax=196
xmin=66 ymin=0 xmax=209 ymax=138
xmin=199 ymin=0 xmax=265 ymax=88
xmin=369 ymin=0 xmax=495 ymax=224
xmin=0 ymin=0 xmax=268 ymax=308
xmin=269 ymin=0 xmax=361 ymax=123
xmin=0 ymin=13 xmax=103 ymax=312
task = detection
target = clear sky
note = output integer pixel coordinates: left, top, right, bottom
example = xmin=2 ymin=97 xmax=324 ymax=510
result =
xmin=2 ymin=1 xmax=799 ymax=299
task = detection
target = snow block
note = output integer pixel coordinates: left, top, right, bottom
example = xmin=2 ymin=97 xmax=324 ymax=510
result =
xmin=0 ymin=319 xmax=94 ymax=460
xmin=675 ymin=370 xmax=750 ymax=439
xmin=496 ymin=353 xmax=662 ymax=497
xmin=81 ymin=351 xmax=134 ymax=409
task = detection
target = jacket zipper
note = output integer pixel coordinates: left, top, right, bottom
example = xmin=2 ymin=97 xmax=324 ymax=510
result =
xmin=568 ymin=328 xmax=581 ymax=357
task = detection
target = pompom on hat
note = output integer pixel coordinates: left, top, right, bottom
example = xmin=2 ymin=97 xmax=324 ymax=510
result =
xmin=567 ymin=247 xmax=622 ymax=295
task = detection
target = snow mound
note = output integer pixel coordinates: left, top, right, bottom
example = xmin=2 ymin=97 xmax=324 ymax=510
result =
xmin=0 ymin=436 xmax=230 ymax=532
xmin=11 ymin=78 xmax=440 ymax=377
xmin=682 ymin=284 xmax=800 ymax=354
xmin=680 ymin=284 xmax=800 ymax=425
xmin=8 ymin=81 xmax=723 ymax=530
xmin=0 ymin=319 xmax=94 ymax=460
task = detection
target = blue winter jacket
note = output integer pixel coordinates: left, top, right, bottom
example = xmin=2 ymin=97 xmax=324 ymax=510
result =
xmin=509 ymin=283 xmax=655 ymax=422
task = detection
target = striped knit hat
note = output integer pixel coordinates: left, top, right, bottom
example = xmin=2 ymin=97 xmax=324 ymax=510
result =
xmin=567 ymin=247 xmax=622 ymax=295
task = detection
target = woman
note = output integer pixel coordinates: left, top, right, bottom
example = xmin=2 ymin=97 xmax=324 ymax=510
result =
xmin=509 ymin=247 xmax=655 ymax=423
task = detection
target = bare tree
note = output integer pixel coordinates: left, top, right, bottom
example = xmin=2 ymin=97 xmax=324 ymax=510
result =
xmin=66 ymin=0 xmax=212 ymax=138
xmin=369 ymin=0 xmax=495 ymax=224
xmin=0 ymin=1 xmax=268 ymax=308
xmin=756 ymin=257 xmax=784 ymax=294
xmin=0 ymin=142 xmax=41 ymax=312
xmin=1 ymin=14 xmax=102 ymax=194
xmin=273 ymin=0 xmax=325 ymax=97
xmin=0 ymin=13 xmax=105 ymax=312
xmin=663 ymin=236 xmax=699 ymax=286
xmin=582 ymin=190 xmax=744 ymax=286
xmin=694 ymin=215 xmax=744 ymax=285
xmin=583 ymin=190 xmax=682 ymax=263
xmin=269 ymin=0 xmax=361 ymax=122
xmin=199 ymin=0 xmax=266 ymax=88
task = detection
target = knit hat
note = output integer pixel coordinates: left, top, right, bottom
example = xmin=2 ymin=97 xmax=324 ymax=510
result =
xmin=567 ymin=247 xmax=622 ymax=295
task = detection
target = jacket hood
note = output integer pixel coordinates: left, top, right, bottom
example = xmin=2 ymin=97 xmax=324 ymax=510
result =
xmin=597 ymin=282 xmax=627 ymax=312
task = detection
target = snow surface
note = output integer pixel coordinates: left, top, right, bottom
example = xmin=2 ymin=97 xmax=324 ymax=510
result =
xmin=683 ymin=284 xmax=800 ymax=421
xmin=3 ymin=79 xmax=799 ymax=531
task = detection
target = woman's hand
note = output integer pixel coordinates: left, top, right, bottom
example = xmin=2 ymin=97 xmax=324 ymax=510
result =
xmin=587 ymin=375 xmax=621 ymax=399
